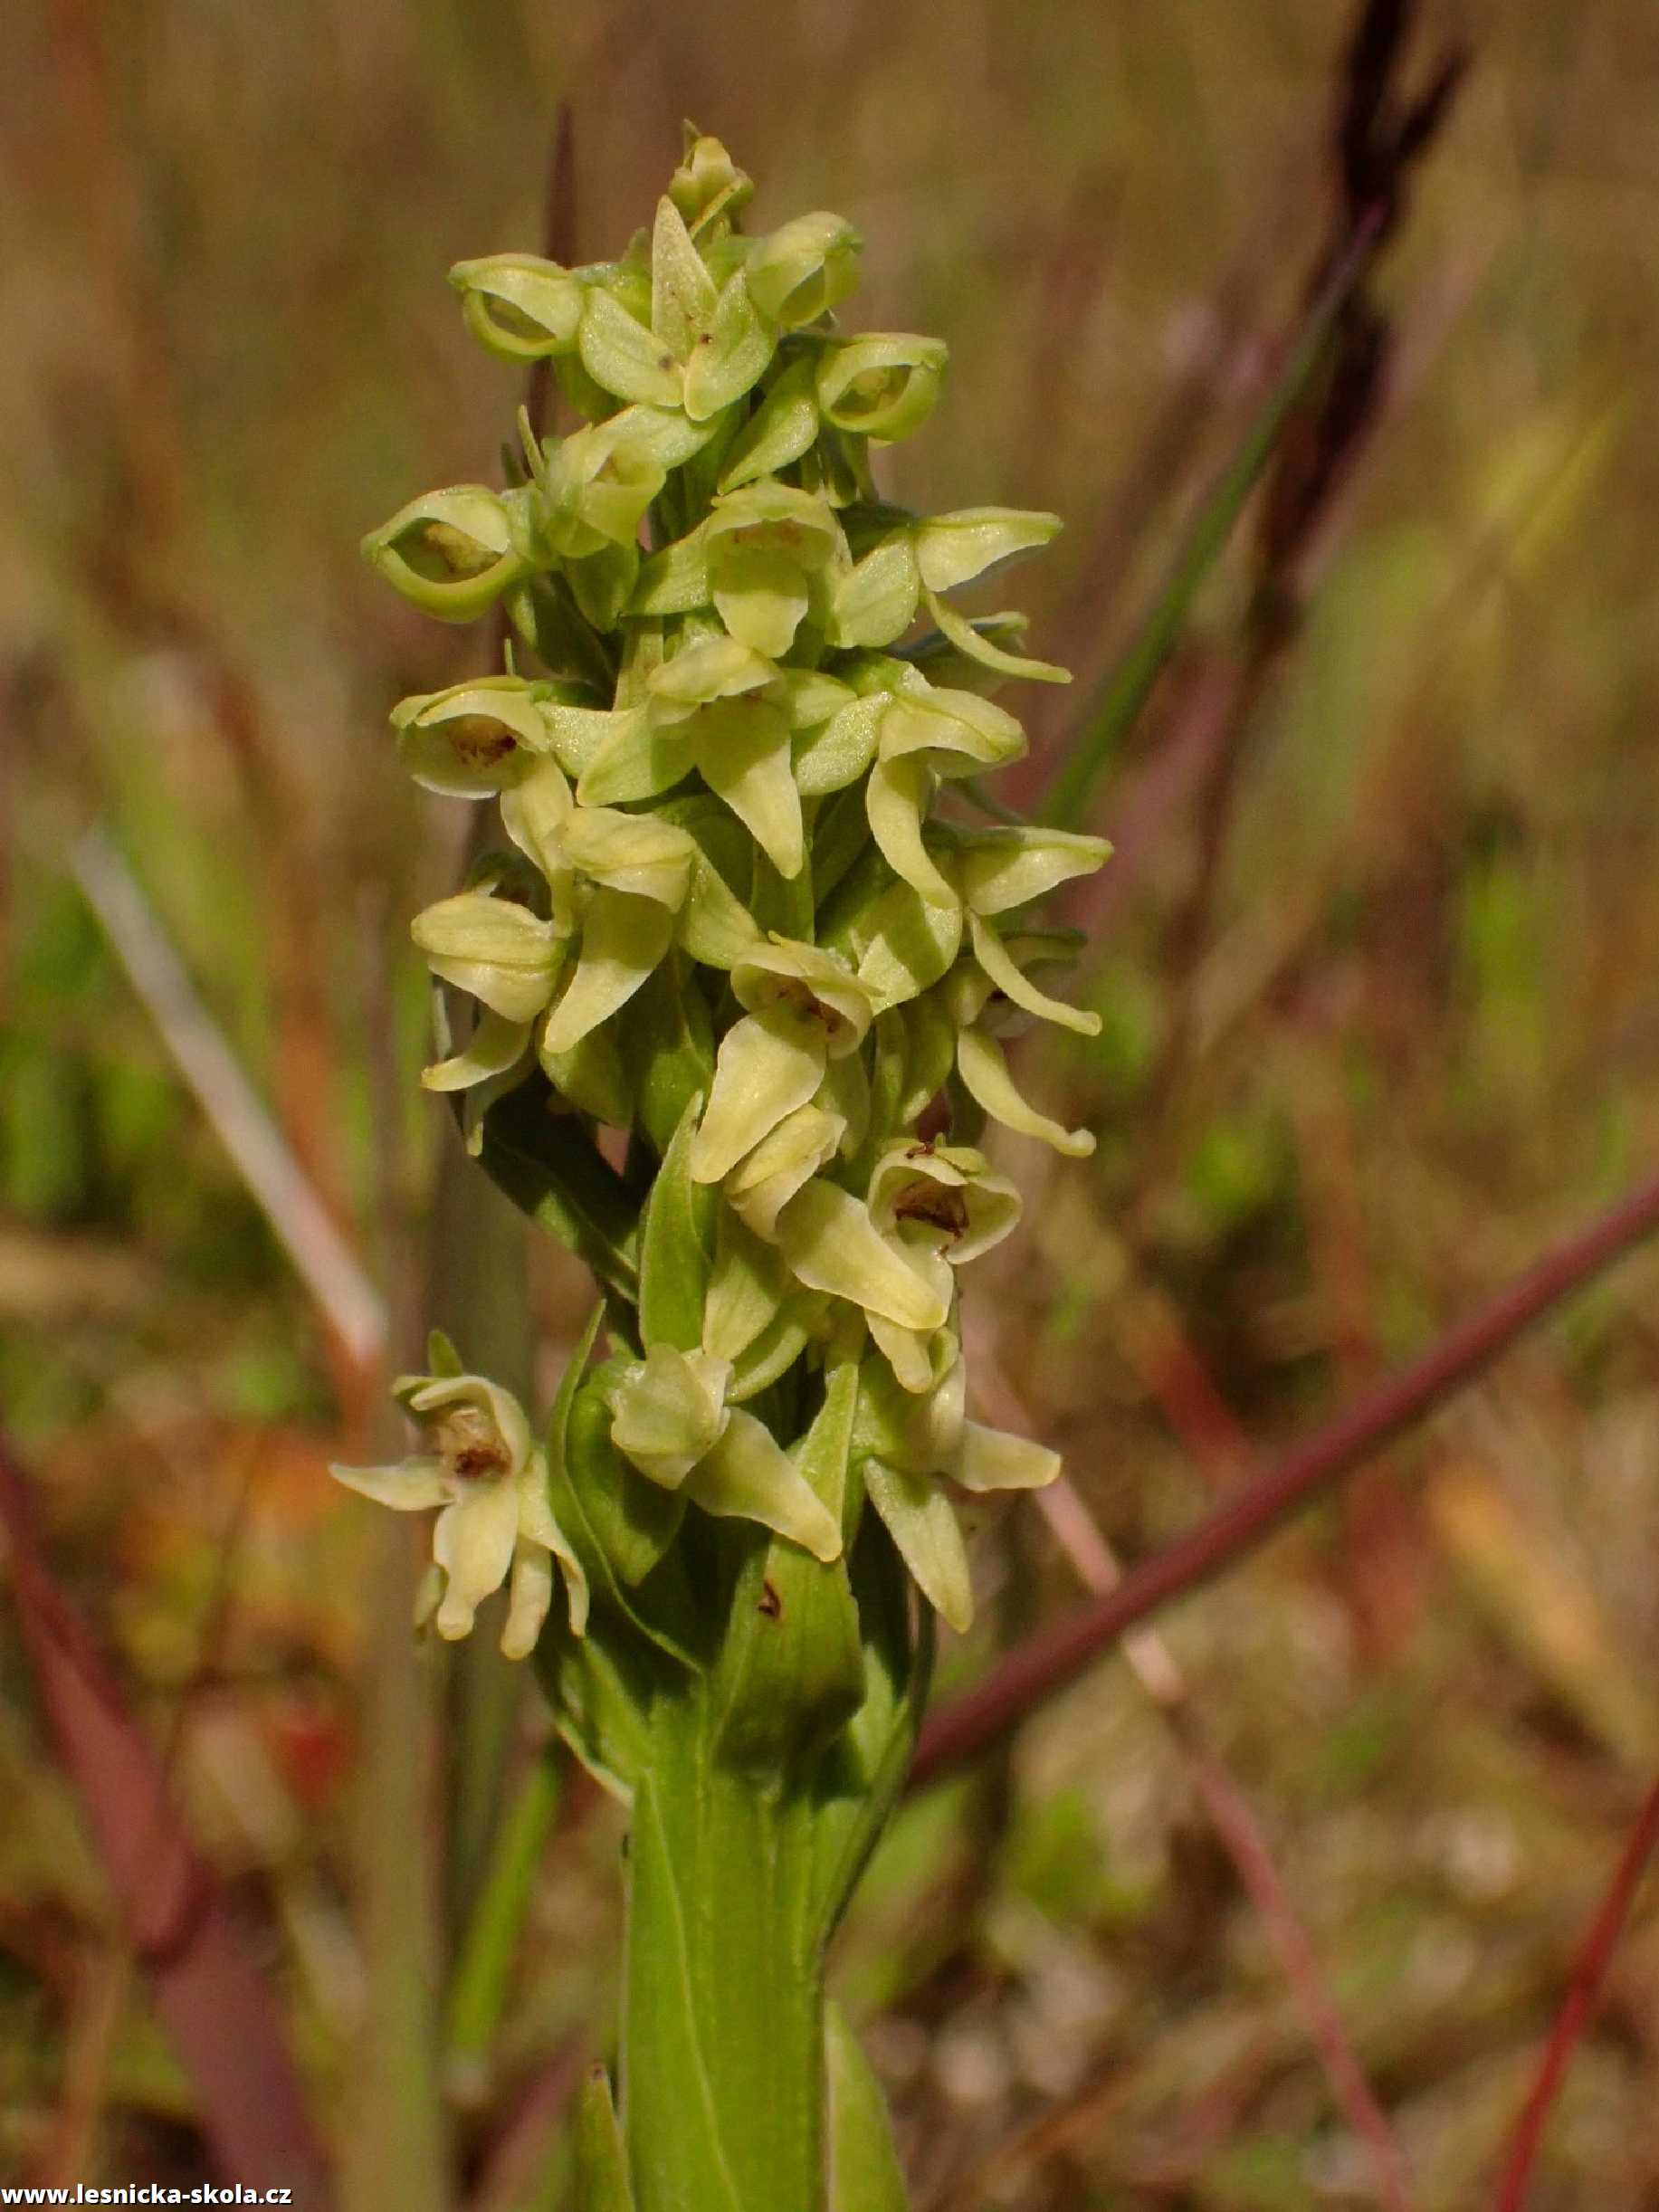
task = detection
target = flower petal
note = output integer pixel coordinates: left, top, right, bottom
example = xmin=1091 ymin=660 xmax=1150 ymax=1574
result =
xmin=725 ymin=1102 xmax=846 ymax=1240
xmin=773 ymin=1180 xmax=949 ymax=1331
xmin=329 ymin=1456 xmax=449 ymax=1511
xmin=689 ymin=1009 xmax=827 ymax=1186
xmin=421 ymin=1009 xmax=533 ymax=1094
xmin=969 ymin=915 xmax=1101 ymax=1035
xmin=685 ymin=1408 xmax=843 ymax=1560
xmin=863 ymin=1459 xmax=972 ymax=1632
xmin=829 ymin=530 xmax=920 ymax=648
xmin=577 ymin=284 xmax=685 ymax=407
xmin=433 ymin=1480 xmax=521 ymax=1640
xmin=541 ymin=889 xmax=677 ymax=1055
xmin=956 ymin=825 xmax=1112 ymax=916
xmin=956 ymin=1026 xmax=1096 ymax=1158
xmin=866 ymin=757 xmax=958 ymax=910
xmin=949 ymin=1421 xmax=1061 ymax=1493
xmin=914 ymin=507 xmax=1061 ymax=594
xmin=413 ymin=892 xmax=564 ymax=1024
xmin=693 ymin=699 xmax=804 ymax=878
xmin=683 ymin=268 xmax=774 ymax=421
xmin=921 ymin=588 xmax=1070 ymax=685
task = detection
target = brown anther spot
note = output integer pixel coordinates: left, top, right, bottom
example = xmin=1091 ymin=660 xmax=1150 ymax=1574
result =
xmin=453 ymin=1444 xmax=510 ymax=1480
xmin=657 ymin=353 xmax=675 ymax=371
xmin=758 ymin=1579 xmax=783 ymax=1619
xmin=905 ymin=1140 xmax=936 ymax=1159
xmin=451 ymin=718 xmax=518 ymax=767
xmin=893 ymin=1183 xmax=968 ymax=1239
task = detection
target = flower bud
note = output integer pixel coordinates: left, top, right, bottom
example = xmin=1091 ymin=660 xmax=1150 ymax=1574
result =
xmin=667 ymin=130 xmax=755 ymax=237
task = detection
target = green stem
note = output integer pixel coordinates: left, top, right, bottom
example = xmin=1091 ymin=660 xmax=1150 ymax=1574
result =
xmin=622 ymin=1688 xmax=828 ymax=2212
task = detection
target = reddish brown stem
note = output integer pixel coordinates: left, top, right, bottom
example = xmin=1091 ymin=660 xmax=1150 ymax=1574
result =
xmin=911 ymin=1168 xmax=1659 ymax=1790
xmin=1491 ymin=1769 xmax=1659 ymax=2212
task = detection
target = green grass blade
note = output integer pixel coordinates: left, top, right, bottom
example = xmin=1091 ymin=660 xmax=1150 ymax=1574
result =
xmin=1038 ymin=225 xmax=1377 ymax=830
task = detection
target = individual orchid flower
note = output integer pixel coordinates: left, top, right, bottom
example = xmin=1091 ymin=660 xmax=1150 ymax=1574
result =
xmin=865 ymin=672 xmax=1027 ymax=908
xmin=827 ymin=504 xmax=1062 ymax=652
xmin=701 ymin=481 xmax=842 ymax=655
xmin=448 ymin=252 xmax=586 ymax=361
xmin=575 ymin=634 xmax=826 ymax=878
xmin=943 ymin=932 xmax=1101 ymax=1158
xmin=361 ymin=484 xmax=535 ymax=624
xmin=410 ymin=882 xmax=569 ymax=1095
xmin=815 ymin=333 xmax=948 ymax=443
xmin=390 ymin=674 xmax=564 ymax=798
xmin=854 ymin=1333 xmax=1060 ymax=1631
xmin=743 ymin=212 xmax=862 ymax=329
xmin=606 ymin=1344 xmax=841 ymax=1560
xmin=330 ymin=1341 xmax=586 ymax=1659
xmin=688 ymin=938 xmax=873 ymax=1186
xmin=860 ymin=1140 xmax=1021 ymax=1388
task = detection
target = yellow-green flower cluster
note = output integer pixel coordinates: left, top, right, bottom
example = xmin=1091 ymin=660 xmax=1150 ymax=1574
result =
xmin=343 ymin=132 xmax=1108 ymax=1642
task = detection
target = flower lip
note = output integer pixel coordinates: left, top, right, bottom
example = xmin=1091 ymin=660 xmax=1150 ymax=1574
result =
xmin=731 ymin=938 xmax=873 ymax=1055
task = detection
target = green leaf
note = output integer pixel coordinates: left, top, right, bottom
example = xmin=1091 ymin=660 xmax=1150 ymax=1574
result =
xmin=826 ymin=2005 xmax=909 ymax=2212
xmin=472 ymin=1080 xmax=640 ymax=1303
xmin=863 ymin=1457 xmax=972 ymax=1632
xmin=566 ymin=1369 xmax=689 ymax=1590
xmin=713 ymin=1368 xmax=865 ymax=1773
xmin=620 ymin=958 xmax=717 ymax=1160
xmin=637 ymin=1091 xmax=716 ymax=1352
xmin=574 ymin=2064 xmax=636 ymax=2209
xmin=1039 ymin=235 xmax=1368 ymax=827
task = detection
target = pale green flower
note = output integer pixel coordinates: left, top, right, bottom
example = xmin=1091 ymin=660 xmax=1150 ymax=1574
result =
xmin=701 ymin=482 xmax=841 ymax=655
xmin=362 ymin=484 xmax=533 ymax=624
xmin=571 ymin=635 xmax=804 ymax=876
xmin=448 ymin=252 xmax=586 ymax=361
xmin=411 ymin=889 xmax=568 ymax=1028
xmin=827 ymin=505 xmax=1062 ymax=652
xmin=606 ymin=1344 xmax=841 ymax=1559
xmin=689 ymin=939 xmax=873 ymax=1186
xmin=330 ymin=1350 xmax=586 ymax=1658
xmin=390 ymin=675 xmax=561 ymax=798
xmin=744 ymin=212 xmax=862 ymax=328
xmin=865 ymin=674 xmax=1026 ymax=908
xmin=855 ymin=1335 xmax=1059 ymax=1631
xmin=815 ymin=333 xmax=947 ymax=443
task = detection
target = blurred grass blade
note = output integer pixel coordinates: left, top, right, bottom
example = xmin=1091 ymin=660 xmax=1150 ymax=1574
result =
xmin=342 ymin=1523 xmax=453 ymax=2212
xmin=0 ymin=1435 xmax=334 ymax=2208
xmin=71 ymin=826 xmax=387 ymax=1368
xmin=444 ymin=1750 xmax=563 ymax=2089
xmin=1037 ymin=219 xmax=1379 ymax=831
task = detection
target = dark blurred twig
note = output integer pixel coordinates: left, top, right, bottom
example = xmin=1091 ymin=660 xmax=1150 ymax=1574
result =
xmin=912 ymin=1163 xmax=1659 ymax=1789
xmin=0 ymin=1435 xmax=333 ymax=2209
xmin=1491 ymin=1767 xmax=1659 ymax=2212
xmin=1120 ymin=0 xmax=1469 ymax=1156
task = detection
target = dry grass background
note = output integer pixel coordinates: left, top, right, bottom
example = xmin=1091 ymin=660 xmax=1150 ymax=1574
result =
xmin=5 ymin=1 xmax=1659 ymax=2205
